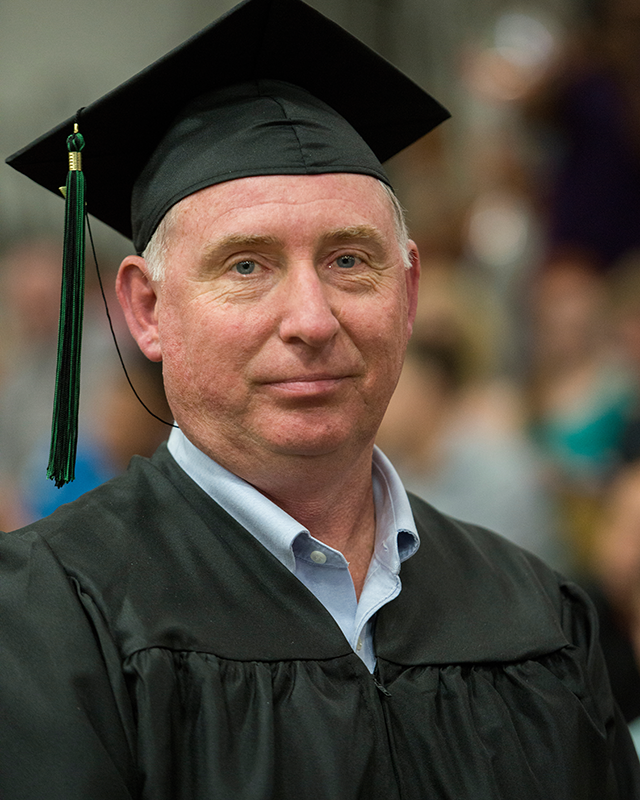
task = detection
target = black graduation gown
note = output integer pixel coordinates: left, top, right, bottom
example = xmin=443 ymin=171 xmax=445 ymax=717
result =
xmin=0 ymin=444 xmax=638 ymax=799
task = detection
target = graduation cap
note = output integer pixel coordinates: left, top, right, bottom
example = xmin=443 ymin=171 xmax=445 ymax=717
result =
xmin=6 ymin=0 xmax=450 ymax=486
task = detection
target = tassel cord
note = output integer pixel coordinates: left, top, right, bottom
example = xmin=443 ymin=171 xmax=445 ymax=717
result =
xmin=86 ymin=215 xmax=177 ymax=429
xmin=47 ymin=132 xmax=86 ymax=487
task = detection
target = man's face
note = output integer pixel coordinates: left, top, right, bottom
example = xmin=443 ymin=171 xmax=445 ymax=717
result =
xmin=132 ymin=173 xmax=419 ymax=478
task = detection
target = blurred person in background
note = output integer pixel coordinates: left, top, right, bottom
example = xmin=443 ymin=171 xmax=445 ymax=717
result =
xmin=609 ymin=250 xmax=640 ymax=465
xmin=523 ymin=0 xmax=640 ymax=274
xmin=0 ymin=238 xmax=73 ymax=528
xmin=20 ymin=351 xmax=171 ymax=521
xmin=0 ymin=238 xmax=170 ymax=526
xmin=583 ymin=253 xmax=640 ymax=741
xmin=525 ymin=256 xmax=636 ymax=573
xmin=377 ymin=260 xmax=564 ymax=568
xmin=588 ymin=461 xmax=640 ymax=738
xmin=509 ymin=0 xmax=640 ymax=579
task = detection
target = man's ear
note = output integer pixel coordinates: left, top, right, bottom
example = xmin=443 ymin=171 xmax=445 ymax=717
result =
xmin=405 ymin=241 xmax=421 ymax=337
xmin=116 ymin=256 xmax=163 ymax=362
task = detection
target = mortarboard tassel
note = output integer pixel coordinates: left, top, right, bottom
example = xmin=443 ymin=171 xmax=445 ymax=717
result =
xmin=47 ymin=122 xmax=86 ymax=487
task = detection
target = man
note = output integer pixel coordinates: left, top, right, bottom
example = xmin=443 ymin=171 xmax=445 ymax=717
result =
xmin=118 ymin=170 xmax=417 ymax=602
xmin=1 ymin=0 xmax=639 ymax=797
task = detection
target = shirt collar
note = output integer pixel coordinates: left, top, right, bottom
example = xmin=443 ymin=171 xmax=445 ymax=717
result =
xmin=372 ymin=447 xmax=420 ymax=568
xmin=167 ymin=427 xmax=419 ymax=572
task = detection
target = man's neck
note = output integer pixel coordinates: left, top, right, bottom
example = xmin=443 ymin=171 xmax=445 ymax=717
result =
xmin=260 ymin=460 xmax=377 ymax=598
xmin=200 ymin=437 xmax=378 ymax=598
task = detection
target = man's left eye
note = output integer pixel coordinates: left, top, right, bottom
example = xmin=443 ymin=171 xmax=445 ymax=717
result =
xmin=233 ymin=260 xmax=257 ymax=275
xmin=335 ymin=255 xmax=357 ymax=269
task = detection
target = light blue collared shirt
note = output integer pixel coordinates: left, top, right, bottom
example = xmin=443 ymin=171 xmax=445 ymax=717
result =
xmin=167 ymin=428 xmax=419 ymax=672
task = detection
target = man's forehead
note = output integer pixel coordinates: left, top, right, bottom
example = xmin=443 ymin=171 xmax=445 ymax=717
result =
xmin=193 ymin=172 xmax=386 ymax=205
xmin=174 ymin=172 xmax=394 ymax=229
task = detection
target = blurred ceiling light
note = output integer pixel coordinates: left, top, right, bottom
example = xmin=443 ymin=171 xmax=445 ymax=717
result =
xmin=494 ymin=12 xmax=556 ymax=70
xmin=464 ymin=9 xmax=559 ymax=103
xmin=466 ymin=190 xmax=532 ymax=276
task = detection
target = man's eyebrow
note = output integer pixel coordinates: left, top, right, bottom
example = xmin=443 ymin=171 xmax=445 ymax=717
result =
xmin=320 ymin=225 xmax=388 ymax=250
xmin=202 ymin=233 xmax=283 ymax=258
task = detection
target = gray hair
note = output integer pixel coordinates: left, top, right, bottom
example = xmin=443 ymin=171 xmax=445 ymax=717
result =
xmin=142 ymin=178 xmax=412 ymax=281
xmin=380 ymin=181 xmax=412 ymax=271
xmin=142 ymin=206 xmax=177 ymax=282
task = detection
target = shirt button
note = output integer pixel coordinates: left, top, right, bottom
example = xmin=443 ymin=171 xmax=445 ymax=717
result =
xmin=310 ymin=550 xmax=327 ymax=564
xmin=356 ymin=637 xmax=363 ymax=651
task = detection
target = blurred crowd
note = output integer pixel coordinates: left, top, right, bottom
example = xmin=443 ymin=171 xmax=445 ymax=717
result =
xmin=0 ymin=238 xmax=171 ymax=530
xmin=377 ymin=0 xmax=640 ymax=739
xmin=2 ymin=0 xmax=640 ymax=742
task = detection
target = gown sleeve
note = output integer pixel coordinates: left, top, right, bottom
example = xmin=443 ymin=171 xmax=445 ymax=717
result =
xmin=0 ymin=529 xmax=137 ymax=800
xmin=560 ymin=579 xmax=640 ymax=798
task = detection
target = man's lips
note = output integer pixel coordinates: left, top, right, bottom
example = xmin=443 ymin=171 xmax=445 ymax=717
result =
xmin=259 ymin=374 xmax=353 ymax=396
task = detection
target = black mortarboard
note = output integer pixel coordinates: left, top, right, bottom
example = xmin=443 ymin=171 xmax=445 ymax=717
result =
xmin=7 ymin=0 xmax=449 ymax=251
xmin=5 ymin=0 xmax=449 ymax=485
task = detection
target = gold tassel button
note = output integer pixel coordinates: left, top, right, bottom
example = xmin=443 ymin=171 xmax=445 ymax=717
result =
xmin=68 ymin=151 xmax=82 ymax=171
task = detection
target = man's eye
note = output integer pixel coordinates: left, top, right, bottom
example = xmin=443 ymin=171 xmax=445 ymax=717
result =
xmin=335 ymin=255 xmax=357 ymax=269
xmin=233 ymin=260 xmax=257 ymax=275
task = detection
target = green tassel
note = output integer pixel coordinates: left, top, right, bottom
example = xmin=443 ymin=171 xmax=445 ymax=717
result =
xmin=47 ymin=125 xmax=86 ymax=487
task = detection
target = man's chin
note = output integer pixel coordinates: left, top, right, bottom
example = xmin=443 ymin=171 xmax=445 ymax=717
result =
xmin=267 ymin=436 xmax=346 ymax=459
xmin=261 ymin=424 xmax=373 ymax=461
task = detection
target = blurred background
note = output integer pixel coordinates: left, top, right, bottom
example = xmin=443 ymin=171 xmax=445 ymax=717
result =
xmin=3 ymin=0 xmax=640 ymax=732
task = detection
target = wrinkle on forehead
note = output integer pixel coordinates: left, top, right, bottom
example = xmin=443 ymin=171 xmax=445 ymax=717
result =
xmin=180 ymin=173 xmax=389 ymax=218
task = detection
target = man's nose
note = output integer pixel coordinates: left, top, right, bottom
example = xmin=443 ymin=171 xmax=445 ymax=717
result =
xmin=277 ymin=264 xmax=340 ymax=347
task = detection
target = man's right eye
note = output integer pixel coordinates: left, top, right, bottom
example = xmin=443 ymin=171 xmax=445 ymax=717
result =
xmin=233 ymin=260 xmax=257 ymax=275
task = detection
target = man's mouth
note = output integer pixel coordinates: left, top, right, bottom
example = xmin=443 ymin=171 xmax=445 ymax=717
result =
xmin=262 ymin=374 xmax=352 ymax=396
